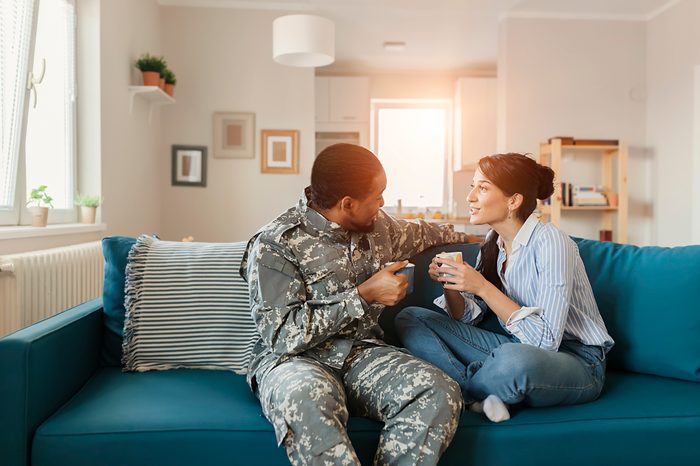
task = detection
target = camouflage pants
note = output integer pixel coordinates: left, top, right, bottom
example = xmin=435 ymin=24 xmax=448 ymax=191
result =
xmin=256 ymin=344 xmax=462 ymax=466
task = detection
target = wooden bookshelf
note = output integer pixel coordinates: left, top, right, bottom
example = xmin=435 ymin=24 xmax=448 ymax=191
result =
xmin=539 ymin=138 xmax=628 ymax=243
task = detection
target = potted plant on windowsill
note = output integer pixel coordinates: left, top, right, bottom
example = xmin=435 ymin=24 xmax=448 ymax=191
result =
xmin=135 ymin=53 xmax=165 ymax=87
xmin=26 ymin=185 xmax=53 ymax=227
xmin=75 ymin=193 xmax=102 ymax=224
xmin=163 ymin=69 xmax=176 ymax=97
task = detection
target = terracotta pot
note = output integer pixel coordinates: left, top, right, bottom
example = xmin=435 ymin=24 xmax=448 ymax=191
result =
xmin=142 ymin=71 xmax=160 ymax=86
xmin=159 ymin=78 xmax=165 ymax=90
xmin=30 ymin=206 xmax=49 ymax=227
xmin=164 ymin=83 xmax=175 ymax=97
xmin=80 ymin=206 xmax=97 ymax=224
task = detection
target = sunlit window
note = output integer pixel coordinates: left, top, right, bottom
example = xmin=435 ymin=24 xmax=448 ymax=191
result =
xmin=372 ymin=100 xmax=450 ymax=209
xmin=0 ymin=0 xmax=76 ymax=225
xmin=24 ymin=0 xmax=76 ymax=211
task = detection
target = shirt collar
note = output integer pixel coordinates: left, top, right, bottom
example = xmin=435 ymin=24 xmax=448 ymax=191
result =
xmin=496 ymin=212 xmax=540 ymax=252
xmin=299 ymin=187 xmax=348 ymax=239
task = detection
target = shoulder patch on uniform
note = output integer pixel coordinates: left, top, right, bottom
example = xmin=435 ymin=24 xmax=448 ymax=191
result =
xmin=259 ymin=253 xmax=297 ymax=278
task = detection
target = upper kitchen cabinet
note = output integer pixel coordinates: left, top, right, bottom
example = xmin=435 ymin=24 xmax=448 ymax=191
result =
xmin=315 ymin=76 xmax=370 ymax=123
xmin=454 ymin=77 xmax=497 ymax=170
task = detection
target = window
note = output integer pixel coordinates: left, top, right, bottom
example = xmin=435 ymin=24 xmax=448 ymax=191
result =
xmin=0 ymin=0 xmax=76 ymax=226
xmin=370 ymin=99 xmax=452 ymax=211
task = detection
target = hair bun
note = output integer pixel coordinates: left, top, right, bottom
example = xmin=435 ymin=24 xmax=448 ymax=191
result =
xmin=537 ymin=165 xmax=555 ymax=200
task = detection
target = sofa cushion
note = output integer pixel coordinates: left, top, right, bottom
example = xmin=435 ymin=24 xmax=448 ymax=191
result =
xmin=32 ymin=367 xmax=382 ymax=466
xmin=101 ymin=236 xmax=137 ymax=366
xmin=122 ymin=235 xmax=256 ymax=374
xmin=33 ymin=368 xmax=700 ymax=466
xmin=574 ymin=238 xmax=700 ymax=382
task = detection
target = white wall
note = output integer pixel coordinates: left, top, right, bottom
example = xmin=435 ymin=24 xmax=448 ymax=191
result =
xmin=647 ymin=0 xmax=700 ymax=246
xmin=367 ymin=73 xmax=460 ymax=100
xmin=159 ymin=7 xmax=314 ymax=243
xmin=499 ymin=17 xmax=651 ymax=244
xmin=100 ymin=0 xmax=163 ymax=238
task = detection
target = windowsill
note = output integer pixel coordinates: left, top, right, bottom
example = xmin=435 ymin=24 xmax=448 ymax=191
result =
xmin=0 ymin=223 xmax=107 ymax=240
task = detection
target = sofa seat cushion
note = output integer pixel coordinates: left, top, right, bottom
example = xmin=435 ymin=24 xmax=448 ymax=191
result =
xmin=34 ymin=368 xmax=700 ymax=466
xmin=32 ymin=367 xmax=382 ymax=466
xmin=443 ymin=371 xmax=700 ymax=465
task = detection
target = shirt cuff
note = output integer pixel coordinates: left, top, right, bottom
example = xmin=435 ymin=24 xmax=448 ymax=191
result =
xmin=433 ymin=292 xmax=483 ymax=324
xmin=351 ymin=288 xmax=369 ymax=318
xmin=504 ymin=306 xmax=541 ymax=341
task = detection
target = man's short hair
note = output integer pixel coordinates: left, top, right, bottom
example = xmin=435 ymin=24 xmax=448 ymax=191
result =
xmin=310 ymin=144 xmax=384 ymax=209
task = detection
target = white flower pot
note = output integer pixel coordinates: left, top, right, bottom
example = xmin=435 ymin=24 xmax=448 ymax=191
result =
xmin=30 ymin=206 xmax=49 ymax=227
xmin=80 ymin=206 xmax=97 ymax=224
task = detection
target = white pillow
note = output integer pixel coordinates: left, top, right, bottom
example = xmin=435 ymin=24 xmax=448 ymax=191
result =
xmin=122 ymin=235 xmax=256 ymax=375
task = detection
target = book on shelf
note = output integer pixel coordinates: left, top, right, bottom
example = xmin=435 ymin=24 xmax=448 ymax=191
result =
xmin=560 ymin=182 xmax=572 ymax=206
xmin=558 ymin=184 xmax=610 ymax=206
xmin=573 ymin=185 xmax=608 ymax=206
xmin=573 ymin=196 xmax=608 ymax=206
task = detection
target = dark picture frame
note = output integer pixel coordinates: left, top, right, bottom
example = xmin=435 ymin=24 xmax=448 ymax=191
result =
xmin=171 ymin=145 xmax=207 ymax=187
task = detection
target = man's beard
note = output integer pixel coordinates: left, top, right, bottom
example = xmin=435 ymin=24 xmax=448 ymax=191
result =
xmin=349 ymin=218 xmax=376 ymax=233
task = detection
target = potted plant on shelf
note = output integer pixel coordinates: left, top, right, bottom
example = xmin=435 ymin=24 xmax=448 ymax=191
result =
xmin=75 ymin=193 xmax=102 ymax=224
xmin=135 ymin=53 xmax=165 ymax=87
xmin=155 ymin=56 xmax=168 ymax=90
xmin=163 ymin=69 xmax=176 ymax=97
xmin=26 ymin=185 xmax=53 ymax=227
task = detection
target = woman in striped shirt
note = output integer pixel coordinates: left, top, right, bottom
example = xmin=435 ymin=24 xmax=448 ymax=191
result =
xmin=395 ymin=153 xmax=614 ymax=423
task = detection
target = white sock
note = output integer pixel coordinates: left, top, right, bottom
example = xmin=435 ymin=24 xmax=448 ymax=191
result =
xmin=482 ymin=394 xmax=510 ymax=423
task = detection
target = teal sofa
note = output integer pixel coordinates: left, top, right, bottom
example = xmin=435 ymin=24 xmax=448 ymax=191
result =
xmin=2 ymin=238 xmax=700 ymax=466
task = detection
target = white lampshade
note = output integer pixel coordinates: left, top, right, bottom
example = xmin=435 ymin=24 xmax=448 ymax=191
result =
xmin=273 ymin=14 xmax=335 ymax=67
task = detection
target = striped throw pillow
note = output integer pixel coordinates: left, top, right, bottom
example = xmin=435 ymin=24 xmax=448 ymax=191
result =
xmin=122 ymin=235 xmax=257 ymax=375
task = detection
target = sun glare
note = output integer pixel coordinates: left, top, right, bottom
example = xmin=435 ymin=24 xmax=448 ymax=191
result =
xmin=375 ymin=106 xmax=448 ymax=208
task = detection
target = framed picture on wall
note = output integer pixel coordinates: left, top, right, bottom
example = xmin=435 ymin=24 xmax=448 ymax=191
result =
xmin=261 ymin=129 xmax=299 ymax=174
xmin=172 ymin=145 xmax=207 ymax=187
xmin=213 ymin=112 xmax=255 ymax=158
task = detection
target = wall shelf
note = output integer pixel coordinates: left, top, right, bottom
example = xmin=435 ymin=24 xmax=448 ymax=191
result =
xmin=128 ymin=86 xmax=175 ymax=123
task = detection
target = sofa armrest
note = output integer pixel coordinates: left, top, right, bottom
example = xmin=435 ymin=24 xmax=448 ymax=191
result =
xmin=0 ymin=298 xmax=104 ymax=466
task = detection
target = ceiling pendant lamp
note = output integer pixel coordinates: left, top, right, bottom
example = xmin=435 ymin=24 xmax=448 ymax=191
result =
xmin=272 ymin=14 xmax=335 ymax=67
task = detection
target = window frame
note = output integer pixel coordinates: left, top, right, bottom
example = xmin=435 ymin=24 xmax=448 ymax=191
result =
xmin=1 ymin=0 xmax=78 ymax=226
xmin=370 ymin=98 xmax=454 ymax=213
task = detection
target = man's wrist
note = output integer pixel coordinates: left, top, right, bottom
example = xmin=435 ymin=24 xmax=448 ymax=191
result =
xmin=357 ymin=283 xmax=373 ymax=304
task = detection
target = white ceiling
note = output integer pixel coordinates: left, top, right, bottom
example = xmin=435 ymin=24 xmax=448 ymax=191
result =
xmin=158 ymin=0 xmax=678 ymax=73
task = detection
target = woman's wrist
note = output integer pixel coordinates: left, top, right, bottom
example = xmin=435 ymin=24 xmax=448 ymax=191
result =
xmin=475 ymin=276 xmax=491 ymax=298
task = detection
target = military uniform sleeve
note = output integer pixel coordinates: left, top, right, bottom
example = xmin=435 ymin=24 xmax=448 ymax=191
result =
xmin=247 ymin=237 xmax=365 ymax=357
xmin=382 ymin=211 xmax=472 ymax=260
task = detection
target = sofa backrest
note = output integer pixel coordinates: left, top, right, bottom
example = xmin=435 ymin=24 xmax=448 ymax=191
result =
xmin=104 ymin=235 xmax=700 ymax=383
xmin=573 ymin=238 xmax=700 ymax=382
xmin=384 ymin=238 xmax=700 ymax=383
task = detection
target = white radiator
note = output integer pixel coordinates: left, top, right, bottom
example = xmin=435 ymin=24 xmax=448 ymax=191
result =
xmin=0 ymin=241 xmax=103 ymax=337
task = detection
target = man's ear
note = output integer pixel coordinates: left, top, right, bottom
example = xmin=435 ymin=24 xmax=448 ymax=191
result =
xmin=339 ymin=196 xmax=354 ymax=212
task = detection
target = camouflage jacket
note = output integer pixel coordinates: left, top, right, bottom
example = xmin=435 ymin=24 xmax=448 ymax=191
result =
xmin=240 ymin=190 xmax=471 ymax=388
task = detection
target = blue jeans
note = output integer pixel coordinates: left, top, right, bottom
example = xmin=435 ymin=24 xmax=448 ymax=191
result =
xmin=394 ymin=306 xmax=606 ymax=406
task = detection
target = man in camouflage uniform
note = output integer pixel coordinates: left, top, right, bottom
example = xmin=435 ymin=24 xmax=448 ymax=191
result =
xmin=241 ymin=144 xmax=473 ymax=465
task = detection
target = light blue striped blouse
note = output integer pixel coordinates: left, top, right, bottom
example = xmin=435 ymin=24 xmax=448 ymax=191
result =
xmin=435 ymin=213 xmax=614 ymax=352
